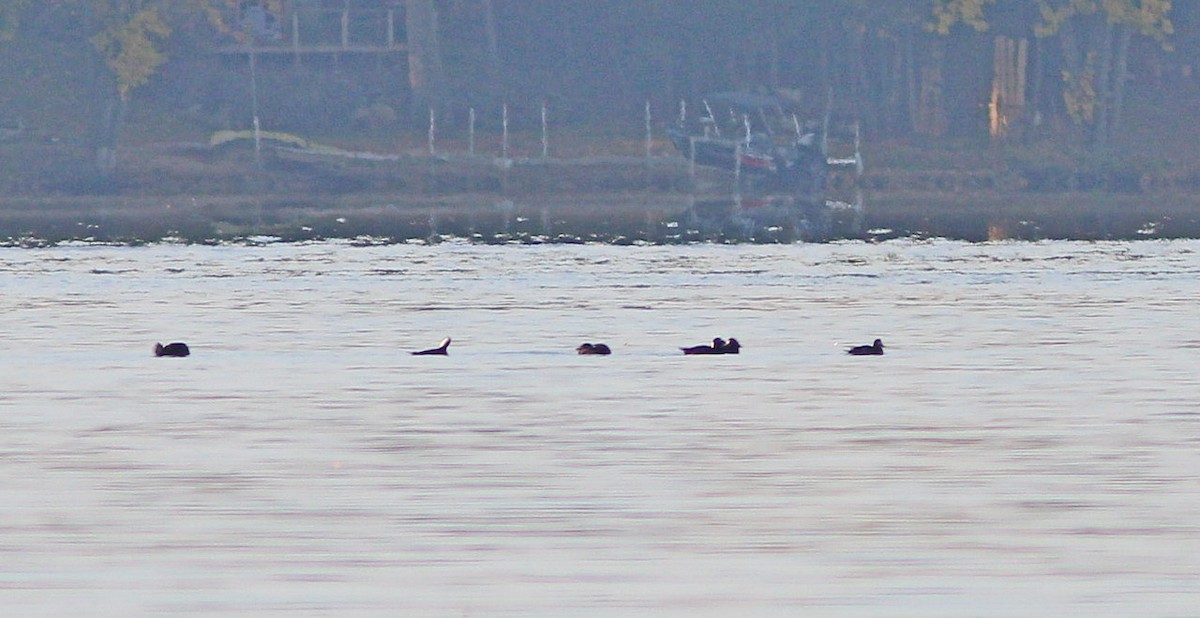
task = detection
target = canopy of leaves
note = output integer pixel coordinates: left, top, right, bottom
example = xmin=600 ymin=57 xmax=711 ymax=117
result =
xmin=930 ymin=0 xmax=998 ymax=34
xmin=82 ymin=0 xmax=286 ymax=100
xmin=91 ymin=6 xmax=172 ymax=100
xmin=1036 ymin=0 xmax=1173 ymax=41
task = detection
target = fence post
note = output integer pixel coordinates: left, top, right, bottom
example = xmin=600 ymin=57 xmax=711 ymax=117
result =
xmin=501 ymin=103 xmax=509 ymax=159
xmin=644 ymin=101 xmax=653 ymax=188
xmin=428 ymin=107 xmax=436 ymax=156
xmin=734 ymin=141 xmax=742 ymax=187
xmin=541 ymin=101 xmax=548 ymax=159
xmin=854 ymin=121 xmax=864 ymax=175
xmin=253 ymin=115 xmax=262 ymax=169
xmin=249 ymin=50 xmax=262 ymax=170
xmin=468 ymin=107 xmax=476 ymax=157
xmin=688 ymin=136 xmax=696 ymax=184
xmin=341 ymin=8 xmax=349 ymax=48
xmin=644 ymin=100 xmax=652 ymax=160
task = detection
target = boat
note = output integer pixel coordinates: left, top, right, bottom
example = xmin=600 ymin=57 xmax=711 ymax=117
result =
xmin=667 ymin=91 xmax=859 ymax=200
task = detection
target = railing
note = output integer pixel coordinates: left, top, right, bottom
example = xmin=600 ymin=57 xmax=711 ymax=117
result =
xmin=219 ymin=7 xmax=405 ymax=54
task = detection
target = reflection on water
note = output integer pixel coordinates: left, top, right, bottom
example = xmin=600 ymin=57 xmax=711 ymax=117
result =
xmin=1 ymin=239 xmax=1199 ymax=615
xmin=673 ymin=196 xmax=864 ymax=243
xmin=7 ymin=191 xmax=1200 ymax=246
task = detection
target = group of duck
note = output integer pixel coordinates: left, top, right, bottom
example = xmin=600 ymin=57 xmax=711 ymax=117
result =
xmin=153 ymin=337 xmax=885 ymax=358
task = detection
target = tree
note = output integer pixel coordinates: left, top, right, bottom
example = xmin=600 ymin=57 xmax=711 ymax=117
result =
xmin=70 ymin=1 xmax=282 ymax=179
xmin=1036 ymin=0 xmax=1173 ymax=153
xmin=406 ymin=0 xmax=446 ymax=116
xmin=930 ymin=0 xmax=997 ymax=35
xmin=86 ymin=2 xmax=173 ymax=177
xmin=824 ymin=0 xmax=990 ymax=138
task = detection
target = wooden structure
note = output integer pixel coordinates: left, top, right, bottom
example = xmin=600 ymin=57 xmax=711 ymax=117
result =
xmin=214 ymin=4 xmax=406 ymax=58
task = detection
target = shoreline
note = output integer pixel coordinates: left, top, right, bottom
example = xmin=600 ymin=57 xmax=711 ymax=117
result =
xmin=4 ymin=142 xmax=1200 ymax=244
xmin=3 ymin=189 xmax=1200 ymax=245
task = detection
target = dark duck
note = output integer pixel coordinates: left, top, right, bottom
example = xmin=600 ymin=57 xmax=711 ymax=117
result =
xmin=847 ymin=338 xmax=884 ymax=356
xmin=412 ymin=337 xmax=451 ymax=355
xmin=154 ymin=342 xmax=190 ymax=357
xmin=681 ymin=337 xmax=740 ymax=355
xmin=576 ymin=342 xmax=612 ymax=355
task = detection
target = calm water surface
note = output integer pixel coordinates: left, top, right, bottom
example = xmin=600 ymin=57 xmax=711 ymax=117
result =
xmin=1 ymin=239 xmax=1198 ymax=616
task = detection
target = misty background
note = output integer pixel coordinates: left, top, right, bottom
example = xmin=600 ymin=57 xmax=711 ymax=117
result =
xmin=1 ymin=1 xmax=1198 ymax=194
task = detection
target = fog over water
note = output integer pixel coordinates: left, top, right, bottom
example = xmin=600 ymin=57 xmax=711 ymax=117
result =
xmin=2 ymin=239 xmax=1198 ymax=615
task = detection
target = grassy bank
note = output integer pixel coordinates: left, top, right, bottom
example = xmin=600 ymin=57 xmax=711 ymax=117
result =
xmin=4 ymin=100 xmax=1200 ymax=244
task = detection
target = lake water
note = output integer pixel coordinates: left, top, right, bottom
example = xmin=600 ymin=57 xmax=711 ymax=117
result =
xmin=1 ymin=238 xmax=1198 ymax=616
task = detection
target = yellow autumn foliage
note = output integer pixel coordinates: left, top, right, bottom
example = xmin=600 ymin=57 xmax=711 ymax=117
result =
xmin=91 ymin=6 xmax=171 ymax=100
xmin=87 ymin=0 xmax=287 ymax=100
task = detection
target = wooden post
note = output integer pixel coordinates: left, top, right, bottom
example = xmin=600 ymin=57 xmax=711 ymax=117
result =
xmin=249 ymin=50 xmax=262 ymax=170
xmin=468 ymin=107 xmax=476 ymax=156
xmin=387 ymin=9 xmax=395 ymax=48
xmin=644 ymin=101 xmax=652 ymax=160
xmin=253 ymin=115 xmax=262 ymax=169
xmin=541 ymin=101 xmax=548 ymax=158
xmin=854 ymin=122 xmax=863 ymax=175
xmin=341 ymin=6 xmax=350 ymax=49
xmin=734 ymin=141 xmax=742 ymax=186
xmin=426 ymin=107 xmax=436 ymax=192
xmin=501 ymin=103 xmax=509 ymax=159
xmin=644 ymin=101 xmax=653 ymax=188
xmin=291 ymin=11 xmax=300 ymax=50
xmin=428 ymin=106 xmax=436 ymax=156
xmin=688 ymin=137 xmax=696 ymax=183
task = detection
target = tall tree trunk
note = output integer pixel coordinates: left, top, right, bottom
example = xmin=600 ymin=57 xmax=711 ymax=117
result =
xmin=1028 ymin=34 xmax=1043 ymax=141
xmin=767 ymin=23 xmax=780 ymax=88
xmin=816 ymin=14 xmax=832 ymax=101
xmin=1109 ymin=25 xmax=1134 ymax=147
xmin=915 ymin=40 xmax=947 ymax=137
xmin=405 ymin=0 xmax=446 ymax=117
xmin=1092 ymin=19 xmax=1114 ymax=153
xmin=86 ymin=5 xmax=121 ymax=183
xmin=885 ymin=37 xmax=903 ymax=136
xmin=850 ymin=22 xmax=876 ymax=133
xmin=905 ymin=32 xmax=918 ymax=136
xmin=481 ymin=0 xmax=502 ymax=103
xmin=1055 ymin=17 xmax=1089 ymax=147
xmin=94 ymin=94 xmax=124 ymax=181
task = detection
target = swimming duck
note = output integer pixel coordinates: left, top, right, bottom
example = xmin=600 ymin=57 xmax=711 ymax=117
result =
xmin=577 ymin=342 xmax=612 ymax=355
xmin=847 ymin=338 xmax=884 ymax=356
xmin=154 ymin=342 xmax=190 ymax=357
xmin=681 ymin=338 xmax=727 ymax=355
xmin=720 ymin=338 xmax=741 ymax=354
xmin=412 ymin=337 xmax=451 ymax=356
